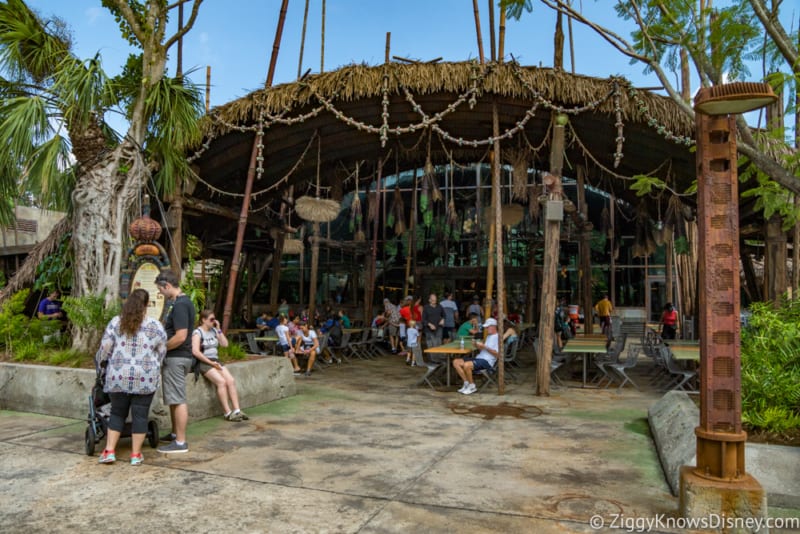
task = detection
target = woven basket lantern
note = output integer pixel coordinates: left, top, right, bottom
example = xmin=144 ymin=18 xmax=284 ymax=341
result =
xmin=483 ymin=204 xmax=524 ymax=227
xmin=282 ymin=238 xmax=304 ymax=255
xmin=129 ymin=198 xmax=162 ymax=242
xmin=295 ymin=196 xmax=341 ymax=223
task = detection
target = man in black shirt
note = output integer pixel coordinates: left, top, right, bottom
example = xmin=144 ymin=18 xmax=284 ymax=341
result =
xmin=155 ymin=271 xmax=196 ymax=454
xmin=422 ymin=293 xmax=445 ymax=348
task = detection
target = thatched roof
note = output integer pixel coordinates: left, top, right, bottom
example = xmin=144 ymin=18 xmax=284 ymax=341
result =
xmin=0 ymin=216 xmax=71 ymax=304
xmin=204 ymin=61 xmax=693 ymax=140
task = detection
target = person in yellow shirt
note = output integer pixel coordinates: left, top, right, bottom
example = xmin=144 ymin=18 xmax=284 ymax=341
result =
xmin=594 ymin=294 xmax=613 ymax=337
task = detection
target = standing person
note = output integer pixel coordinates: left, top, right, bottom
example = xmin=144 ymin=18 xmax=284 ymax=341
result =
xmin=594 ymin=294 xmax=613 ymax=337
xmin=37 ymin=289 xmax=64 ymax=320
xmin=155 ymin=271 xmax=196 ymax=454
xmin=276 ymin=315 xmax=302 ymax=375
xmin=466 ymin=295 xmax=483 ymax=323
xmin=660 ymin=303 xmax=678 ymax=340
xmin=294 ymin=322 xmax=319 ymax=376
xmin=95 ymin=289 xmax=167 ymax=465
xmin=422 ymin=293 xmax=445 ymax=348
xmin=337 ymin=309 xmax=351 ymax=328
xmin=277 ymin=298 xmax=290 ymax=319
xmin=383 ymin=298 xmax=401 ymax=354
xmin=405 ymin=319 xmax=420 ymax=366
xmin=192 ymin=310 xmax=248 ymax=422
xmin=452 ymin=318 xmax=499 ymax=395
xmin=440 ymin=291 xmax=460 ymax=344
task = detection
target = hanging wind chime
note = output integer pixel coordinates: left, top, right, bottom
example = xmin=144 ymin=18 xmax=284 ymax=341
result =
xmin=350 ymin=162 xmax=365 ymax=242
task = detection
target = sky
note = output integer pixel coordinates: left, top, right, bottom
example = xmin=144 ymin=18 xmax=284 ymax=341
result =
xmin=26 ymin=1 xmax=664 ymax=109
xmin=24 ymin=0 xmax=798 ymax=133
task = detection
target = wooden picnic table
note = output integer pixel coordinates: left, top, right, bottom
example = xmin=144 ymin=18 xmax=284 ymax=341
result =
xmin=424 ymin=340 xmax=475 ymax=386
xmin=669 ymin=345 xmax=699 ymax=361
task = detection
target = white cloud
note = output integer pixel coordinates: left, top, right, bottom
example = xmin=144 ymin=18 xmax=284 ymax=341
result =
xmin=85 ymin=7 xmax=103 ymax=25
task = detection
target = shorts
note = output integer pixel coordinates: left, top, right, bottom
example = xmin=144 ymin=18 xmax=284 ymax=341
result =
xmin=442 ymin=326 xmax=454 ymax=339
xmin=162 ymin=356 xmax=192 ymax=405
xmin=197 ymin=358 xmax=222 ymax=375
xmin=279 ymin=343 xmax=292 ymax=354
xmin=388 ymin=325 xmax=398 ymax=337
xmin=463 ymin=356 xmax=493 ymax=371
xmin=399 ymin=324 xmax=407 ymax=338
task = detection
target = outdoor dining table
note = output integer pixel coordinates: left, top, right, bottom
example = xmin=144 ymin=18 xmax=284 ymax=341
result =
xmin=424 ymin=340 xmax=475 ymax=387
xmin=254 ymin=335 xmax=279 ymax=354
xmin=668 ymin=344 xmax=700 ymax=361
xmin=559 ymin=339 xmax=609 ymax=387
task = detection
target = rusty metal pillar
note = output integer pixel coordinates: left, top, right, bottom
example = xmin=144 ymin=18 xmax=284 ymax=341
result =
xmin=694 ymin=112 xmax=746 ymax=480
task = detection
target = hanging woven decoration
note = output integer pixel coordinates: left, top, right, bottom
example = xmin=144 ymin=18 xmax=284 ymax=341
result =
xmin=282 ymin=238 xmax=304 ymax=255
xmin=295 ymin=134 xmax=341 ymax=223
xmin=392 ymin=185 xmax=406 ymax=235
xmin=527 ymin=184 xmax=541 ymax=219
xmin=507 ymin=147 xmax=530 ymax=201
xmin=350 ymin=164 xmax=365 ymax=241
xmin=367 ymin=189 xmax=379 ymax=223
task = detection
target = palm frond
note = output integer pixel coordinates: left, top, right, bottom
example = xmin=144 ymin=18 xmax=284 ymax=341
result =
xmin=23 ymin=134 xmax=74 ymax=211
xmin=0 ymin=95 xmax=53 ymax=158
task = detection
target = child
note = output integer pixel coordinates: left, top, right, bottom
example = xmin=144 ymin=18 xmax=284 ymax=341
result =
xmin=276 ymin=315 xmax=302 ymax=375
xmin=405 ymin=319 xmax=420 ymax=366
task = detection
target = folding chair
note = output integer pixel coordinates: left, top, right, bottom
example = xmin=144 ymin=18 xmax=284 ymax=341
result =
xmin=605 ymin=344 xmax=640 ymax=391
xmin=502 ymin=339 xmax=520 ymax=382
xmin=662 ymin=347 xmax=697 ymax=391
xmin=245 ymin=333 xmax=267 ymax=356
xmin=475 ymin=359 xmax=499 ymax=392
xmin=411 ymin=345 xmax=442 ymax=390
xmin=593 ymin=333 xmax=627 ymax=385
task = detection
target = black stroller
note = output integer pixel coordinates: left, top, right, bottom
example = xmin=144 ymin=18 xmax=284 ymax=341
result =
xmin=85 ymin=360 xmax=159 ymax=456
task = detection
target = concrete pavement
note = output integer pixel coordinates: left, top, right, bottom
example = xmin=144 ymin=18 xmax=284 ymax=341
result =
xmin=1 ymin=352 xmax=798 ymax=533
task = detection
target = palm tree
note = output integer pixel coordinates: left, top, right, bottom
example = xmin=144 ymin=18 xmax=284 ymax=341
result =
xmin=0 ymin=0 xmax=204 ymax=351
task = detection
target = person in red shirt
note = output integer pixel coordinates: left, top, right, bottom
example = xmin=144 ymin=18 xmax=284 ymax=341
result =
xmin=660 ymin=303 xmax=678 ymax=339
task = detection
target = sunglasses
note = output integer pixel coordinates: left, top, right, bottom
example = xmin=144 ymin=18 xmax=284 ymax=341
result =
xmin=208 ymin=317 xmax=216 ymax=321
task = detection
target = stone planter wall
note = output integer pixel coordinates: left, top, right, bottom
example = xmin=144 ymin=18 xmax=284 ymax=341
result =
xmin=0 ymin=356 xmax=296 ymax=430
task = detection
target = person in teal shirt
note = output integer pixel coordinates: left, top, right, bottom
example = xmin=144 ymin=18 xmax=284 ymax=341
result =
xmin=338 ymin=309 xmax=351 ymax=328
xmin=456 ymin=314 xmax=480 ymax=339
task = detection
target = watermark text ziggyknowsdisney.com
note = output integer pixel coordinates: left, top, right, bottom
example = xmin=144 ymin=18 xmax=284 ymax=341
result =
xmin=589 ymin=513 xmax=800 ymax=532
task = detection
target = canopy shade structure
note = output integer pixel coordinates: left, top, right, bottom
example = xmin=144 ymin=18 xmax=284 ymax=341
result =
xmin=184 ymin=60 xmax=700 ymax=254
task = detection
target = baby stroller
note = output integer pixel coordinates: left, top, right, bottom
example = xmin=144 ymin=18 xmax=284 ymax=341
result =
xmin=85 ymin=360 xmax=159 ymax=456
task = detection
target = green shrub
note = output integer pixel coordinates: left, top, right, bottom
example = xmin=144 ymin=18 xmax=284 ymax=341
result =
xmin=0 ymin=290 xmax=59 ymax=358
xmin=741 ymin=300 xmax=800 ymax=434
xmin=12 ymin=339 xmax=41 ymax=362
xmin=220 ymin=342 xmax=247 ymax=361
xmin=61 ymin=292 xmax=119 ymax=351
xmin=46 ymin=349 xmax=89 ymax=368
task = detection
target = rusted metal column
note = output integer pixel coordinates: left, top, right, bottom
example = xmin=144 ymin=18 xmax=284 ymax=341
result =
xmin=694 ymin=112 xmax=745 ymax=479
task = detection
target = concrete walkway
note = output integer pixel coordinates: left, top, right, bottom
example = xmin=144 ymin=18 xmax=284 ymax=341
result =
xmin=1 ymin=352 xmax=798 ymax=533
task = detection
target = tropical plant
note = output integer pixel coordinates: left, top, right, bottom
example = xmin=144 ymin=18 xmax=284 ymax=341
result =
xmin=181 ymin=234 xmax=206 ymax=317
xmin=740 ymin=300 xmax=800 ymax=434
xmin=0 ymin=289 xmax=58 ymax=353
xmin=219 ymin=342 xmax=247 ymax=361
xmin=61 ymin=292 xmax=120 ymax=354
xmin=0 ymin=0 xmax=204 ymax=352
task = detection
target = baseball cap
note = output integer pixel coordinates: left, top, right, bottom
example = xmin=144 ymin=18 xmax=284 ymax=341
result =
xmin=482 ymin=318 xmax=497 ymax=328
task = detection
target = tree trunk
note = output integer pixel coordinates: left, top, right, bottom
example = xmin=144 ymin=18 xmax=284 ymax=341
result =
xmin=70 ymin=142 xmax=148 ymax=352
xmin=764 ymin=214 xmax=787 ymax=304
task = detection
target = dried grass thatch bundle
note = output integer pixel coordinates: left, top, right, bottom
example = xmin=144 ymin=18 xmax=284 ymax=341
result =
xmin=422 ymin=156 xmax=442 ymax=203
xmin=527 ymin=184 xmax=541 ymax=219
xmin=283 ymin=238 xmax=304 ymax=255
xmin=483 ymin=203 xmax=524 ymax=227
xmin=367 ymin=190 xmax=379 ymax=223
xmin=506 ymin=148 xmax=530 ymax=201
xmin=392 ymin=186 xmax=406 ymax=235
xmin=295 ymin=196 xmax=341 ymax=222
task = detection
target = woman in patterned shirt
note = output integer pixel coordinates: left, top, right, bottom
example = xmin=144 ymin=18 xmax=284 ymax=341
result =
xmin=95 ymin=289 xmax=168 ymax=465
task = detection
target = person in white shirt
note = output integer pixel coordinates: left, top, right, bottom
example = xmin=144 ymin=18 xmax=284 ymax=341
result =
xmin=452 ymin=318 xmax=499 ymax=395
xmin=276 ymin=315 xmax=302 ymax=375
xmin=293 ymin=322 xmax=319 ymax=377
xmin=440 ymin=291 xmax=459 ymax=344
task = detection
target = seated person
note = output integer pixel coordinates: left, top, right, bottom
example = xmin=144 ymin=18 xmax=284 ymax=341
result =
xmin=502 ymin=320 xmax=519 ymax=346
xmin=192 ymin=310 xmax=248 ymax=422
xmin=337 ymin=309 xmax=351 ymax=329
xmin=276 ymin=315 xmax=302 ymax=375
xmin=293 ymin=322 xmax=319 ymax=377
xmin=38 ymin=289 xmax=64 ymax=320
xmin=456 ymin=314 xmax=481 ymax=339
xmin=256 ymin=311 xmax=278 ymax=332
xmin=452 ymin=318 xmax=499 ymax=395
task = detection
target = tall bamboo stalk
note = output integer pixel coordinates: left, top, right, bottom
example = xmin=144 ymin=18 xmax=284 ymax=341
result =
xmin=404 ymin=168 xmax=418 ymax=297
xmin=471 ymin=0 xmax=485 ymax=64
xmin=297 ymin=0 xmax=310 ymax=78
xmin=488 ymin=0 xmax=496 ymax=61
xmin=223 ymin=0 xmax=289 ymax=332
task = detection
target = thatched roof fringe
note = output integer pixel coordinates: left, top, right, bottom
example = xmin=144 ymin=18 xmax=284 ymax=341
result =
xmin=0 ymin=216 xmax=71 ymax=304
xmin=202 ymin=62 xmax=694 ymax=142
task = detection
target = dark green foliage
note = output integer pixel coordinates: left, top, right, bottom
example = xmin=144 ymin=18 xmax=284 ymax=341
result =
xmin=0 ymin=289 xmax=58 ymax=353
xmin=220 ymin=342 xmax=247 ymax=361
xmin=741 ymin=300 xmax=800 ymax=434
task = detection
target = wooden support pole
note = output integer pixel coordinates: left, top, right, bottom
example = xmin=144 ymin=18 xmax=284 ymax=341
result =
xmin=577 ymin=166 xmax=593 ymax=334
xmin=492 ymin=101 xmax=505 ymax=394
xmin=222 ymin=0 xmax=289 ymax=332
xmin=308 ymin=223 xmax=320 ymax=320
xmin=403 ymin=167 xmax=417 ymax=297
xmin=535 ymin=118 xmax=565 ymax=396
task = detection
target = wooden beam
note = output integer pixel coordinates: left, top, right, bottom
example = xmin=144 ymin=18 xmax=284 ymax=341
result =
xmin=183 ymin=196 xmax=272 ymax=228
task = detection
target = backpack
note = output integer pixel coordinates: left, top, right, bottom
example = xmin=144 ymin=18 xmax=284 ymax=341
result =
xmin=191 ymin=328 xmax=205 ymax=382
